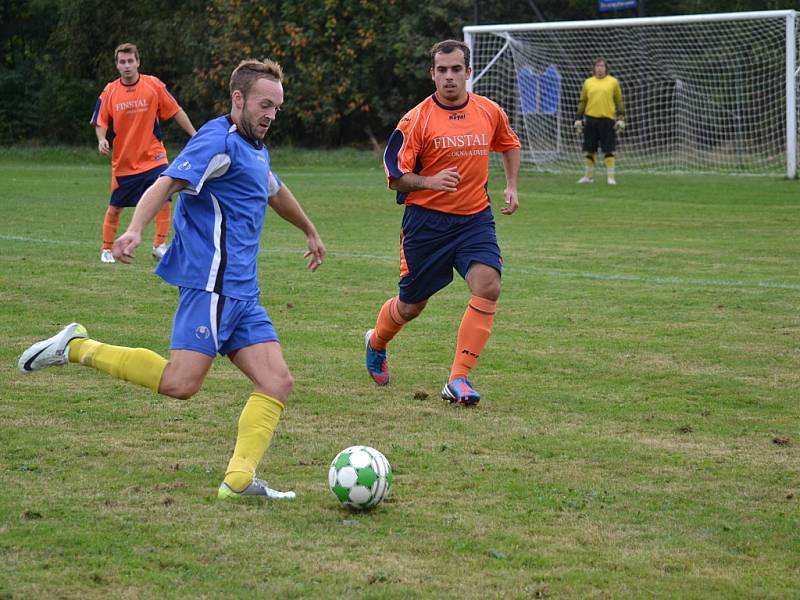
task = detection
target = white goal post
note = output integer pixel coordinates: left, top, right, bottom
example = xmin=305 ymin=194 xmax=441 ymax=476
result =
xmin=464 ymin=10 xmax=799 ymax=177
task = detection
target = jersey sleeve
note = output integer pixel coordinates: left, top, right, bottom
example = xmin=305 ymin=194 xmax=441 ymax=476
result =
xmin=489 ymin=102 xmax=521 ymax=152
xmin=90 ymin=85 xmax=112 ymax=127
xmin=576 ymin=80 xmax=589 ymax=118
xmin=268 ymin=171 xmax=282 ymax=197
xmin=383 ymin=107 xmax=422 ymax=184
xmin=154 ymin=77 xmax=181 ymax=121
xmin=162 ymin=123 xmax=229 ymax=195
xmin=613 ymin=79 xmax=625 ymax=118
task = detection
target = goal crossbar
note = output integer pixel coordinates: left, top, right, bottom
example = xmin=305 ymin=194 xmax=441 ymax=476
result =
xmin=464 ymin=10 xmax=798 ymax=34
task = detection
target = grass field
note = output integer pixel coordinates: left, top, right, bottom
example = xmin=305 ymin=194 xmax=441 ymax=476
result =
xmin=1 ymin=148 xmax=799 ymax=599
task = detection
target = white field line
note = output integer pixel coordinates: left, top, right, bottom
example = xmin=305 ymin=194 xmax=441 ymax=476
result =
xmin=0 ymin=234 xmax=84 ymax=245
xmin=2 ymin=234 xmax=798 ymax=291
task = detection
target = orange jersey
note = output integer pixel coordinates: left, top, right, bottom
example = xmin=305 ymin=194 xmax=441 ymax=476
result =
xmin=384 ymin=93 xmax=520 ymax=215
xmin=90 ymin=74 xmax=182 ymax=182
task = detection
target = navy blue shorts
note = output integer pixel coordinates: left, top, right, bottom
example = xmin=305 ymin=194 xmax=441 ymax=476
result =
xmin=110 ymin=164 xmax=169 ymax=207
xmin=398 ymin=205 xmax=502 ymax=304
xmin=171 ymin=288 xmax=279 ymax=358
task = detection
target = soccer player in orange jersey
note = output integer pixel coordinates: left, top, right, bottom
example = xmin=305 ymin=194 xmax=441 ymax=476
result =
xmin=366 ymin=39 xmax=521 ymax=406
xmin=90 ymin=43 xmax=196 ymax=263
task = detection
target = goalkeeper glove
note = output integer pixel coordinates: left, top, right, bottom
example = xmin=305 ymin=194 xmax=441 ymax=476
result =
xmin=574 ymin=119 xmax=584 ymax=134
xmin=614 ymin=119 xmax=625 ymax=133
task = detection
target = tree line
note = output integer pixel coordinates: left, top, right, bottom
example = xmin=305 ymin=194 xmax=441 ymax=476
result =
xmin=1 ymin=0 xmax=794 ymax=148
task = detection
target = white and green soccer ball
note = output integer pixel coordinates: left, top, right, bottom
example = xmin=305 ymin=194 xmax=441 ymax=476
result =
xmin=328 ymin=446 xmax=393 ymax=510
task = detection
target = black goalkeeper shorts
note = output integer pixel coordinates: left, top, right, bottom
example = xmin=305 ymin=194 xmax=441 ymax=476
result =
xmin=582 ymin=116 xmax=616 ymax=154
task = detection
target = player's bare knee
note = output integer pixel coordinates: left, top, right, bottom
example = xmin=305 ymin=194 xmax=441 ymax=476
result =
xmin=467 ymin=266 xmax=501 ymax=300
xmin=159 ymin=369 xmax=203 ymax=399
xmin=277 ymin=370 xmax=294 ymax=398
xmin=398 ymin=302 xmax=425 ymax=321
xmin=483 ymin=286 xmax=501 ymax=301
xmin=256 ymin=369 xmax=293 ymax=403
xmin=474 ymin=281 xmax=500 ymax=301
xmin=160 ymin=379 xmax=201 ymax=400
xmin=173 ymin=388 xmax=197 ymax=400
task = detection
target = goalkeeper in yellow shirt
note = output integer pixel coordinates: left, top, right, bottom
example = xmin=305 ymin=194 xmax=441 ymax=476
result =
xmin=574 ymin=58 xmax=625 ymax=185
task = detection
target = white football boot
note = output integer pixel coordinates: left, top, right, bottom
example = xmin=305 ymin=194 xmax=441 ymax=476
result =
xmin=152 ymin=243 xmax=168 ymax=260
xmin=18 ymin=323 xmax=88 ymax=373
xmin=607 ymin=176 xmax=617 ymax=185
xmin=217 ymin=477 xmax=296 ymax=500
xmin=100 ymin=249 xmax=115 ymax=263
xmin=577 ymin=176 xmax=593 ymax=184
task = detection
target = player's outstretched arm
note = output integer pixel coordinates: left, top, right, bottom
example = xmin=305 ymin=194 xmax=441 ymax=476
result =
xmin=268 ymin=184 xmax=326 ymax=271
xmin=500 ymin=148 xmax=520 ymax=215
xmin=113 ymin=176 xmax=187 ymax=263
xmin=171 ymin=110 xmax=197 ymax=137
xmin=389 ymin=168 xmax=461 ymax=193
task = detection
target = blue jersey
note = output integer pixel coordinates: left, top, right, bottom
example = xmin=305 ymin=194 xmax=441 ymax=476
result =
xmin=156 ymin=116 xmax=281 ymax=301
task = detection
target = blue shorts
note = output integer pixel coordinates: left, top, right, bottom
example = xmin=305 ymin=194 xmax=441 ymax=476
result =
xmin=398 ymin=205 xmax=502 ymax=304
xmin=171 ymin=288 xmax=278 ymax=358
xmin=110 ymin=164 xmax=169 ymax=207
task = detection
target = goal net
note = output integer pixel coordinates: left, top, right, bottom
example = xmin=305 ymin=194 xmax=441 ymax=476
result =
xmin=465 ymin=10 xmax=799 ymax=176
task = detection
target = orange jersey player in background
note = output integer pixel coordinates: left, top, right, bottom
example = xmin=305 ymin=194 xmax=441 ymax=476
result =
xmin=366 ymin=39 xmax=521 ymax=406
xmin=385 ymin=84 xmax=520 ymax=215
xmin=90 ymin=42 xmax=196 ymax=263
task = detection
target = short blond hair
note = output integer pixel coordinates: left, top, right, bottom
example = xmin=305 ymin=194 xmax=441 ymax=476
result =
xmin=230 ymin=59 xmax=283 ymax=98
xmin=115 ymin=43 xmax=139 ymax=63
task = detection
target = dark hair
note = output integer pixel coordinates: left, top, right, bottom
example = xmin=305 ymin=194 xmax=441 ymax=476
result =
xmin=593 ymin=57 xmax=609 ymax=71
xmin=229 ymin=59 xmax=283 ymax=98
xmin=430 ymin=40 xmax=470 ymax=69
xmin=114 ymin=43 xmax=139 ymax=63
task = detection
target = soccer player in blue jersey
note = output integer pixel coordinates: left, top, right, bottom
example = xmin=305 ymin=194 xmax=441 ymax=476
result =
xmin=18 ymin=59 xmax=326 ymax=500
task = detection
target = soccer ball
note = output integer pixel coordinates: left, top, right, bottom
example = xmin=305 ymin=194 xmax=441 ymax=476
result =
xmin=328 ymin=445 xmax=393 ymax=510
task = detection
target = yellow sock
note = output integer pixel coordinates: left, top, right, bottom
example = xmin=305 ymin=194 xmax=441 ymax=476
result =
xmin=223 ymin=393 xmax=284 ymax=492
xmin=605 ymin=155 xmax=616 ymax=170
xmin=68 ymin=339 xmax=167 ymax=392
xmin=584 ymin=154 xmax=596 ymax=177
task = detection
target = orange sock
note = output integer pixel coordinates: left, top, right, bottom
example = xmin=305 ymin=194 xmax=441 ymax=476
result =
xmin=154 ymin=202 xmax=171 ymax=247
xmin=102 ymin=206 xmax=122 ymax=250
xmin=371 ymin=296 xmax=407 ymax=351
xmin=449 ymin=295 xmax=497 ymax=381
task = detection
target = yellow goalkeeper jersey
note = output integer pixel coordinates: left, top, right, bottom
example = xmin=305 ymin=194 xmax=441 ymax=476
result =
xmin=578 ymin=75 xmax=624 ymax=120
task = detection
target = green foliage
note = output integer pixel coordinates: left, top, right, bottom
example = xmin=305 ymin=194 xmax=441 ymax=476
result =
xmin=197 ymin=0 xmax=471 ymax=145
xmin=1 ymin=0 xmax=799 ymax=146
xmin=0 ymin=0 xmax=60 ymax=143
xmin=0 ymin=0 xmax=208 ymax=147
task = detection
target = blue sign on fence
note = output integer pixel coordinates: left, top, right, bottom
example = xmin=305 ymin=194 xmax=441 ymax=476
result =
xmin=599 ymin=0 xmax=638 ymax=11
